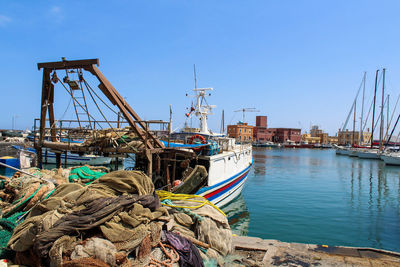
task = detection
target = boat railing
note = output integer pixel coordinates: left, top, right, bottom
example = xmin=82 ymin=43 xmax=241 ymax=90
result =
xmin=32 ymin=118 xmax=170 ymax=150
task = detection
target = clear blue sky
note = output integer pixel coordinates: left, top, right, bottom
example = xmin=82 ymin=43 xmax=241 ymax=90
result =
xmin=1 ymin=0 xmax=400 ymax=135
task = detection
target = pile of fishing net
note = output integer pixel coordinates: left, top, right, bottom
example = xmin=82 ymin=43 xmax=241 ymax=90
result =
xmin=0 ymin=166 xmax=109 ymax=259
xmin=81 ymin=128 xmax=145 ymax=152
xmin=0 ymin=168 xmax=233 ymax=266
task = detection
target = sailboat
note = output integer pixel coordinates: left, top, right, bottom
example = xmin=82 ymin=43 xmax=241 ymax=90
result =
xmin=356 ymin=70 xmax=381 ymax=159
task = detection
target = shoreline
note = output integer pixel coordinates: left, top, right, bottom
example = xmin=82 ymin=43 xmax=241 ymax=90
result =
xmin=233 ymin=235 xmax=400 ymax=266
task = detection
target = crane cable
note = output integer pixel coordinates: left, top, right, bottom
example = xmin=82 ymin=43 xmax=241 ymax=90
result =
xmin=82 ymin=78 xmax=140 ymax=155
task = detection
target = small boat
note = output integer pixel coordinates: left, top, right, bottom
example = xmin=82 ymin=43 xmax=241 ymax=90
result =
xmin=252 ymin=142 xmax=281 ymax=148
xmin=348 ymin=148 xmax=360 ymax=157
xmin=380 ymin=152 xmax=400 ymax=165
xmin=13 ymin=146 xmax=112 ymax=166
xmin=356 ymin=149 xmax=380 ymax=159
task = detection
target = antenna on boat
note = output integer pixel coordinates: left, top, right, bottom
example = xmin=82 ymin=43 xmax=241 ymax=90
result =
xmin=194 ymin=64 xmax=197 ymax=90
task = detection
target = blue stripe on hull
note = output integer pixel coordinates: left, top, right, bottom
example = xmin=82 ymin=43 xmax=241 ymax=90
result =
xmin=196 ymin=163 xmax=252 ymax=195
xmin=206 ymin=170 xmax=250 ymax=202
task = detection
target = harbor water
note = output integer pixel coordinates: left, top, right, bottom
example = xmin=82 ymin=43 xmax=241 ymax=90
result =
xmin=223 ymin=148 xmax=400 ymax=252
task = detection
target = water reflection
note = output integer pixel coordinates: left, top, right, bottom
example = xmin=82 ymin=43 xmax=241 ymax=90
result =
xmin=337 ymin=154 xmax=400 ymax=251
xmin=244 ymin=149 xmax=400 ymax=252
xmin=222 ymin=193 xmax=250 ymax=236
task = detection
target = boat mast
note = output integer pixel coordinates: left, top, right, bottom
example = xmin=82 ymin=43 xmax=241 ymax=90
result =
xmin=191 ymin=64 xmax=215 ymax=134
xmin=359 ymin=72 xmax=366 ymax=145
xmin=352 ymin=97 xmax=357 ymax=146
xmin=386 ymin=94 xmax=390 ymax=133
xmin=194 ymin=64 xmax=197 ymax=90
xmin=220 ymin=109 xmax=225 ymax=134
xmin=379 ymin=68 xmax=386 ymax=150
xmin=386 ymin=114 xmax=400 ymax=146
xmin=192 ymin=65 xmax=197 ymax=130
xmin=370 ymin=69 xmax=379 ymax=148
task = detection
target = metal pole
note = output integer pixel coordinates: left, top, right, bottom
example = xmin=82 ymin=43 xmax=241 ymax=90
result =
xmin=371 ymin=70 xmax=379 ymax=148
xmin=387 ymin=95 xmax=390 ymax=133
xmin=386 ymin=114 xmax=400 ymax=146
xmin=352 ymin=98 xmax=357 ymax=146
xmin=359 ymin=72 xmax=366 ymax=145
xmin=0 ymin=162 xmax=36 ymax=178
xmin=380 ymin=68 xmax=386 ymax=150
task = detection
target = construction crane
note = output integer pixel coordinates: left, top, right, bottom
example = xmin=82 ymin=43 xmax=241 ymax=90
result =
xmin=234 ymin=108 xmax=260 ymax=123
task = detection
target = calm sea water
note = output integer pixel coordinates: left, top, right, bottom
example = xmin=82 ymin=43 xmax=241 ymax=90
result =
xmin=223 ymin=148 xmax=400 ymax=252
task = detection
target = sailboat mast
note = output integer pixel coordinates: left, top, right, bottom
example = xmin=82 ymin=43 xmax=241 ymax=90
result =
xmin=352 ymin=98 xmax=357 ymax=146
xmin=220 ymin=109 xmax=225 ymax=133
xmin=371 ymin=69 xmax=379 ymax=148
xmin=386 ymin=114 xmax=400 ymax=146
xmin=379 ymin=68 xmax=386 ymax=150
xmin=359 ymin=72 xmax=366 ymax=145
xmin=387 ymin=95 xmax=390 ymax=133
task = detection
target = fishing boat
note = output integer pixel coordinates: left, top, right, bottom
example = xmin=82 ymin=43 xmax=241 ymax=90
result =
xmin=168 ymin=87 xmax=253 ymax=207
xmin=32 ymin=58 xmax=251 ymax=208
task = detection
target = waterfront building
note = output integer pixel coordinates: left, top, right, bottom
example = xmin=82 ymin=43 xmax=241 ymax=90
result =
xmin=268 ymin=128 xmax=301 ymax=143
xmin=310 ymin=125 xmax=323 ymax=137
xmin=227 ymin=122 xmax=254 ymax=142
xmin=301 ymin=133 xmax=321 ymax=144
xmin=253 ymin=116 xmax=269 ymax=143
xmin=251 ymin=115 xmax=301 ymax=143
xmin=337 ymin=130 xmax=371 ymax=145
xmin=327 ymin=136 xmax=338 ymax=144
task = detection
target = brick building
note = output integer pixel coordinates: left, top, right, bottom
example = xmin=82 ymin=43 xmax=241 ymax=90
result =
xmin=268 ymin=128 xmax=301 ymax=143
xmin=227 ymin=122 xmax=254 ymax=142
xmin=253 ymin=116 xmax=269 ymax=143
xmin=252 ymin=116 xmax=301 ymax=143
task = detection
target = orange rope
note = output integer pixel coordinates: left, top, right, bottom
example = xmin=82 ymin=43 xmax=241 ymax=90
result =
xmin=147 ymin=241 xmax=180 ymax=267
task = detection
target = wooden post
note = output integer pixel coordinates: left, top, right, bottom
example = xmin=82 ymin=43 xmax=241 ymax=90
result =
xmin=166 ymin=161 xmax=171 ymax=191
xmin=37 ymin=69 xmax=52 ymax=169
xmin=146 ymin=150 xmax=153 ymax=179
xmin=172 ymin=152 xmax=176 ymax=185
xmin=56 ymin=153 xmax=61 ymax=168
xmin=115 ymin=157 xmax=119 ymax=171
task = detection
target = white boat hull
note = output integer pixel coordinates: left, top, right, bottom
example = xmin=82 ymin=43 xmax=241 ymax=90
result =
xmin=356 ymin=150 xmax=380 ymax=159
xmin=381 ymin=154 xmax=400 ymax=165
xmin=197 ymin=144 xmax=253 ymax=207
xmin=348 ymin=149 xmax=359 ymax=157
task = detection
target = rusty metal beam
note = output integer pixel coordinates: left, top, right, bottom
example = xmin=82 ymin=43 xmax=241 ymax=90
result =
xmin=37 ymin=59 xmax=99 ymax=70
xmin=87 ymin=64 xmax=164 ymax=149
xmin=48 ymin=82 xmax=57 ymax=142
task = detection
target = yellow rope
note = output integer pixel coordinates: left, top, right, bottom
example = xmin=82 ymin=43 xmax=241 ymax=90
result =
xmin=156 ymin=190 xmax=226 ymax=216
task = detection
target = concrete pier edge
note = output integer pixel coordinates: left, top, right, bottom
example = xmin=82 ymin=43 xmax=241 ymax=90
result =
xmin=233 ymin=235 xmax=400 ymax=266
